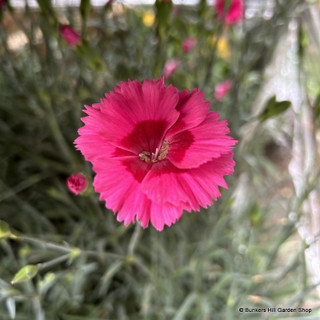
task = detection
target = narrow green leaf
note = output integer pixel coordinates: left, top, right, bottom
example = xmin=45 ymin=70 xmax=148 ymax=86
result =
xmin=80 ymin=0 xmax=91 ymax=23
xmin=0 ymin=220 xmax=16 ymax=239
xmin=38 ymin=272 xmax=56 ymax=296
xmin=0 ymin=220 xmax=10 ymax=239
xmin=6 ymin=297 xmax=16 ymax=320
xmin=75 ymin=43 xmax=107 ymax=72
xmin=298 ymin=23 xmax=308 ymax=59
xmin=249 ymin=203 xmax=262 ymax=226
xmin=155 ymin=0 xmax=172 ymax=41
xmin=36 ymin=0 xmax=57 ymax=24
xmin=314 ymin=93 xmax=320 ymax=123
xmin=11 ymin=265 xmax=38 ymax=284
xmin=198 ymin=0 xmax=207 ymax=18
xmin=102 ymin=261 xmax=123 ymax=283
xmin=36 ymin=0 xmax=52 ymax=13
xmin=259 ymin=95 xmax=291 ymax=122
xmin=173 ymin=293 xmax=197 ymax=320
xmin=0 ymin=287 xmax=21 ymax=299
xmin=99 ymin=261 xmax=123 ymax=296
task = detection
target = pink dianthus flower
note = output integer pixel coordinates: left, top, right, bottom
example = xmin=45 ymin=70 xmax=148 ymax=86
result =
xmin=163 ymin=59 xmax=180 ymax=79
xmin=215 ymin=80 xmax=233 ymax=101
xmin=75 ymin=78 xmax=237 ymax=231
xmin=59 ymin=25 xmax=81 ymax=47
xmin=182 ymin=37 xmax=197 ymax=53
xmin=67 ymin=173 xmax=88 ymax=195
xmin=214 ymin=0 xmax=243 ymax=25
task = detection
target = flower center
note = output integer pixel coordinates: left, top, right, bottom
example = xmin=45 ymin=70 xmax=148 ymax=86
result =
xmin=139 ymin=140 xmax=169 ymax=163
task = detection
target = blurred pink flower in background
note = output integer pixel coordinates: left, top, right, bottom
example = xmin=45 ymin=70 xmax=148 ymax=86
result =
xmin=163 ymin=59 xmax=180 ymax=78
xmin=0 ymin=0 xmax=6 ymax=8
xmin=215 ymin=80 xmax=233 ymax=100
xmin=67 ymin=173 xmax=88 ymax=195
xmin=214 ymin=0 xmax=243 ymax=25
xmin=59 ymin=25 xmax=81 ymax=47
xmin=182 ymin=37 xmax=197 ymax=53
xmin=75 ymin=78 xmax=237 ymax=231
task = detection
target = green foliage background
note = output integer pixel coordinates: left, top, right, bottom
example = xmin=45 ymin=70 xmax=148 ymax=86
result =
xmin=1 ymin=0 xmax=320 ymax=319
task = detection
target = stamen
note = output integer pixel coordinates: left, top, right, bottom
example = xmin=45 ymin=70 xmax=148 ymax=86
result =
xmin=139 ymin=151 xmax=151 ymax=163
xmin=139 ymin=140 xmax=169 ymax=163
xmin=158 ymin=140 xmax=169 ymax=160
xmin=152 ymin=148 xmax=160 ymax=161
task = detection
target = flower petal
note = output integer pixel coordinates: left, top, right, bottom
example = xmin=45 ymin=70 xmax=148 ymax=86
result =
xmin=92 ymin=156 xmax=150 ymax=223
xmin=99 ymin=79 xmax=180 ymax=152
xmin=75 ymin=132 xmax=121 ymax=162
xmin=166 ymin=89 xmax=210 ymax=138
xmin=78 ymin=79 xmax=180 ymax=155
xmin=141 ymin=153 xmax=235 ymax=211
xmin=113 ymin=79 xmax=178 ymax=122
xmin=75 ymin=105 xmax=138 ymax=161
xmin=149 ymin=201 xmax=183 ymax=231
xmin=92 ymin=156 xmax=182 ymax=231
xmin=166 ymin=112 xmax=237 ymax=169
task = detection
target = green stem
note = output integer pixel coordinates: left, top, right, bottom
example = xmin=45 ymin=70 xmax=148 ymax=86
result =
xmin=128 ymin=223 xmax=142 ymax=256
xmin=202 ymin=23 xmax=225 ymax=88
xmin=37 ymin=254 xmax=70 ymax=270
xmin=18 ymin=235 xmax=125 ymax=260
xmin=19 ymin=236 xmax=72 ymax=253
xmin=46 ymin=103 xmax=76 ymax=166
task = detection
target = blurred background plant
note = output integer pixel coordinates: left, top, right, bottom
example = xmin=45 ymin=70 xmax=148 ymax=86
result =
xmin=1 ymin=0 xmax=320 ymax=319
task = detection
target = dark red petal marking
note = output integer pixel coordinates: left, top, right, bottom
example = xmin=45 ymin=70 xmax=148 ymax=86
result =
xmin=167 ymin=130 xmax=195 ymax=164
xmin=119 ymin=120 xmax=169 ymax=155
xmin=166 ymin=112 xmax=237 ymax=169
xmin=120 ymin=157 xmax=152 ymax=183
